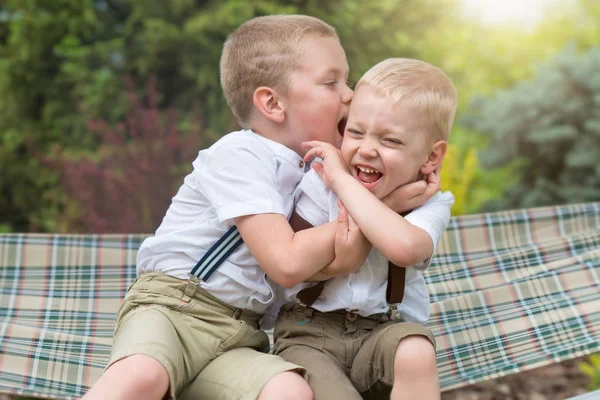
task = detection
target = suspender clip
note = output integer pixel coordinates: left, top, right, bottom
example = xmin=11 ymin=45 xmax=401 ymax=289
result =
xmin=182 ymin=274 xmax=200 ymax=301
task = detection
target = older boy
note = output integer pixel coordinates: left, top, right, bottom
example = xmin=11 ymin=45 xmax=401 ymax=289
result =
xmin=84 ymin=15 xmax=359 ymax=400
xmin=273 ymin=58 xmax=458 ymax=400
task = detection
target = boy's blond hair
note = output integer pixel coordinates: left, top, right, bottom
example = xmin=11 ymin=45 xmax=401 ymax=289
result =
xmin=220 ymin=15 xmax=338 ymax=127
xmin=356 ymin=58 xmax=457 ymax=142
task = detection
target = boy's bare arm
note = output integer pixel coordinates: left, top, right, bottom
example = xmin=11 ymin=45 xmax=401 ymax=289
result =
xmin=288 ymin=209 xmax=372 ymax=281
xmin=234 ymin=213 xmax=340 ymax=288
xmin=303 ymin=141 xmax=434 ymax=267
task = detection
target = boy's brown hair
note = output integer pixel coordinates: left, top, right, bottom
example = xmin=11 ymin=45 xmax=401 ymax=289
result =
xmin=220 ymin=15 xmax=338 ymax=127
xmin=356 ymin=58 xmax=457 ymax=142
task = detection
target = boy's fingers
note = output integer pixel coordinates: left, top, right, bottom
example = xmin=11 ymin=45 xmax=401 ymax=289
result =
xmin=312 ymin=162 xmax=325 ymax=178
xmin=429 ymin=170 xmax=440 ymax=184
xmin=303 ymin=147 xmax=321 ymax=162
xmin=345 ymin=209 xmax=359 ymax=234
xmin=393 ymin=180 xmax=427 ymax=199
xmin=303 ymin=146 xmax=331 ymax=162
xmin=336 ymin=206 xmax=349 ymax=241
xmin=426 ymin=172 xmax=441 ymax=192
xmin=302 ymin=140 xmax=333 ymax=149
xmin=301 ymin=140 xmax=320 ymax=149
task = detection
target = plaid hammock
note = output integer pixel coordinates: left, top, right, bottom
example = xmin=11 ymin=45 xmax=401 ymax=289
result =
xmin=0 ymin=202 xmax=599 ymax=399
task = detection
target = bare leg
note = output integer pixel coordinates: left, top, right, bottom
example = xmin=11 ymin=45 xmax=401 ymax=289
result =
xmin=82 ymin=355 xmax=169 ymax=400
xmin=278 ymin=345 xmax=361 ymax=400
xmin=391 ymin=336 xmax=440 ymax=400
xmin=258 ymin=371 xmax=313 ymax=400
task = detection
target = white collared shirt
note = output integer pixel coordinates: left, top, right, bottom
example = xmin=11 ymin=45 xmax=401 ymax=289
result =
xmin=280 ymin=169 xmax=455 ymax=323
xmin=136 ymin=129 xmax=307 ymax=313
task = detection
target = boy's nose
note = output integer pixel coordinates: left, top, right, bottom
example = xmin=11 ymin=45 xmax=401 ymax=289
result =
xmin=358 ymin=142 xmax=377 ymax=158
xmin=342 ymin=84 xmax=353 ymax=103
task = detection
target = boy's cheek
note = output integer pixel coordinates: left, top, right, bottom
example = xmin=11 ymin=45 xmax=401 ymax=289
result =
xmin=335 ymin=132 xmax=344 ymax=149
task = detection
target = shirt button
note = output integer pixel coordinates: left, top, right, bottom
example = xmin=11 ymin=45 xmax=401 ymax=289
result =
xmin=298 ymin=161 xmax=305 ymax=168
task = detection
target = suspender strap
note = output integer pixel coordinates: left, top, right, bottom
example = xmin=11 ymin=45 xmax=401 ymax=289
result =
xmin=386 ymin=261 xmax=406 ymax=304
xmin=190 ymin=225 xmax=244 ymax=281
xmin=296 ymin=261 xmax=406 ymax=307
xmin=296 ymin=280 xmax=326 ymax=306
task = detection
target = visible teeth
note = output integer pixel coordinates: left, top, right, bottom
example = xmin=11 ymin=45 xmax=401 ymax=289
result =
xmin=357 ymin=166 xmax=378 ymax=174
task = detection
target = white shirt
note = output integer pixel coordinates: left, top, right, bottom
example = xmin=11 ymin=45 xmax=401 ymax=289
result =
xmin=280 ymin=169 xmax=454 ymax=323
xmin=137 ymin=129 xmax=308 ymax=313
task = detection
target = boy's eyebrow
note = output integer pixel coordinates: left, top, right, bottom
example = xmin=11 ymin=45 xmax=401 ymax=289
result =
xmin=323 ymin=67 xmax=349 ymax=76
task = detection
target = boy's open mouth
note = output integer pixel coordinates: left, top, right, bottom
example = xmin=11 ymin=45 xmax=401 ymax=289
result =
xmin=337 ymin=118 xmax=347 ymax=137
xmin=355 ymin=165 xmax=382 ymax=190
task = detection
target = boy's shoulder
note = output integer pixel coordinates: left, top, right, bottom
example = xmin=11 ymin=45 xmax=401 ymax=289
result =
xmin=209 ymin=129 xmax=263 ymax=151
xmin=208 ymin=129 xmax=289 ymax=160
xmin=422 ymin=190 xmax=455 ymax=208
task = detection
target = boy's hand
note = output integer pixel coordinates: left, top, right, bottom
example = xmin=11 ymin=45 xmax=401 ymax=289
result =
xmin=321 ymin=201 xmax=371 ymax=276
xmin=302 ymin=141 xmax=351 ymax=190
xmin=382 ymin=166 xmax=441 ymax=214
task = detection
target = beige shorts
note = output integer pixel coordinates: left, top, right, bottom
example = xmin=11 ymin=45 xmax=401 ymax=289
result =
xmin=273 ymin=304 xmax=435 ymax=400
xmin=108 ymin=272 xmax=304 ymax=399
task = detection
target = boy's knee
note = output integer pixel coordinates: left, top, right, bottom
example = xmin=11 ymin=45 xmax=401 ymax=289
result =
xmin=113 ymin=355 xmax=169 ymax=393
xmin=393 ymin=335 xmax=437 ymax=377
xmin=84 ymin=355 xmax=169 ymax=400
xmin=258 ymin=371 xmax=313 ymax=400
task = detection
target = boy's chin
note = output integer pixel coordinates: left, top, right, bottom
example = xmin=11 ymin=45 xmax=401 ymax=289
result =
xmin=359 ymin=180 xmax=385 ymax=199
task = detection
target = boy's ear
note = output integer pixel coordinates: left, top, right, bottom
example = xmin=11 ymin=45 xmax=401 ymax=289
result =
xmin=252 ymin=86 xmax=285 ymax=123
xmin=420 ymin=140 xmax=447 ymax=175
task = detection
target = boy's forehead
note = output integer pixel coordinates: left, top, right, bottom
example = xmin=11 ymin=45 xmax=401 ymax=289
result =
xmin=296 ymin=36 xmax=349 ymax=72
xmin=349 ymin=87 xmax=426 ymax=136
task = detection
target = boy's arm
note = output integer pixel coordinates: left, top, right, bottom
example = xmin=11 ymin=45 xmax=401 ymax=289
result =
xmin=289 ymin=206 xmax=372 ymax=281
xmin=235 ymin=213 xmax=339 ymax=288
xmin=303 ymin=141 xmax=440 ymax=267
xmin=319 ymin=202 xmax=371 ymax=276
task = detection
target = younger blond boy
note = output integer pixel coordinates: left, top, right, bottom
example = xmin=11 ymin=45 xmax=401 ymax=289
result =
xmin=274 ymin=58 xmax=458 ymax=400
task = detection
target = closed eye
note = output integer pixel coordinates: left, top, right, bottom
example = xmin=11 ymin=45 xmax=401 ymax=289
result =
xmin=347 ymin=128 xmax=363 ymax=137
xmin=384 ymin=138 xmax=402 ymax=145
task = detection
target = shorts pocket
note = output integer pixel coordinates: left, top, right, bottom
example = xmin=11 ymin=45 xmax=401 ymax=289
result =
xmin=218 ymin=320 xmax=248 ymax=352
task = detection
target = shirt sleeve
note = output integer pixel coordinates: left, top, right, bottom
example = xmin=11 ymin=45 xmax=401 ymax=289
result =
xmin=404 ymin=191 xmax=455 ymax=270
xmin=294 ymin=169 xmax=331 ymax=227
xmin=194 ymin=138 xmax=286 ymax=223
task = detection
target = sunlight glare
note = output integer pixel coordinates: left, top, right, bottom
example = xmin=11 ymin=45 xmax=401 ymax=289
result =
xmin=461 ymin=0 xmax=565 ymax=28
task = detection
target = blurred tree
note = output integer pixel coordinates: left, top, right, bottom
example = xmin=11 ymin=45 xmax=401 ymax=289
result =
xmin=466 ymin=46 xmax=600 ymax=210
xmin=31 ymin=78 xmax=203 ymax=233
xmin=417 ymin=0 xmax=600 ymax=214
xmin=0 ymin=0 xmax=128 ymax=232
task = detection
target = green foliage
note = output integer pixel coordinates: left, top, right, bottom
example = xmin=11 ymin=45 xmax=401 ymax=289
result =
xmin=465 ymin=46 xmax=600 ymax=210
xmin=441 ymin=138 xmax=520 ymax=216
xmin=1 ymin=0 xmax=599 ymax=231
xmin=580 ymin=353 xmax=600 ymax=390
xmin=0 ymin=0 xmax=455 ymax=232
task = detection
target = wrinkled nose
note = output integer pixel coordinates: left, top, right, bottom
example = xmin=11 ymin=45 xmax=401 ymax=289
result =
xmin=358 ymin=142 xmax=377 ymax=159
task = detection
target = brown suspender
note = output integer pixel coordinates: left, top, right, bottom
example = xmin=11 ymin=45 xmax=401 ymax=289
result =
xmin=296 ymin=261 xmax=406 ymax=307
xmin=386 ymin=261 xmax=406 ymax=304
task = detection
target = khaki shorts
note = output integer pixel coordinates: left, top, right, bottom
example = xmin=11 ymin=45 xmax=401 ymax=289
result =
xmin=109 ymin=272 xmax=304 ymax=399
xmin=273 ymin=304 xmax=435 ymax=400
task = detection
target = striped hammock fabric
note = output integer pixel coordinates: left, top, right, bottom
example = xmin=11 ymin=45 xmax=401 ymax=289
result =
xmin=0 ymin=202 xmax=599 ymax=399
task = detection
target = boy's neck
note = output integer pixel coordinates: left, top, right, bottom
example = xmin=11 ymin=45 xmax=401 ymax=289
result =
xmin=248 ymin=117 xmax=303 ymax=157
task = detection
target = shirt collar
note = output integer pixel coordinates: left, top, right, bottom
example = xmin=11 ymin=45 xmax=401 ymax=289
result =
xmin=245 ymin=129 xmax=308 ymax=171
